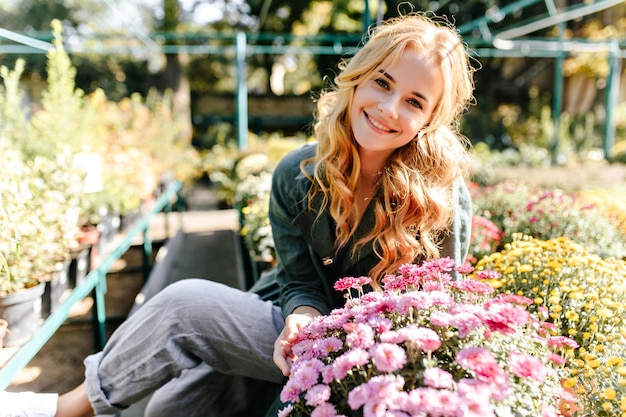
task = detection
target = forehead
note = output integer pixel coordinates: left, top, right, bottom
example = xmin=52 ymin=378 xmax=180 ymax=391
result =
xmin=378 ymin=43 xmax=438 ymax=71
xmin=376 ymin=45 xmax=443 ymax=103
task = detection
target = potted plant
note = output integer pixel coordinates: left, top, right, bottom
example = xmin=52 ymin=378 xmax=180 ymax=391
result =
xmin=0 ymin=147 xmax=47 ymax=346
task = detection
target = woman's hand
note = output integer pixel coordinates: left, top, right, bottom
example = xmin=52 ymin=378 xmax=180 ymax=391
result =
xmin=273 ymin=306 xmax=321 ymax=376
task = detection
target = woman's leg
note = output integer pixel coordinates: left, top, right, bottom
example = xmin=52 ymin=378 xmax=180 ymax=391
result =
xmin=78 ymin=278 xmax=284 ymax=416
xmin=144 ymin=363 xmax=283 ymax=417
xmin=55 ymin=384 xmax=94 ymax=417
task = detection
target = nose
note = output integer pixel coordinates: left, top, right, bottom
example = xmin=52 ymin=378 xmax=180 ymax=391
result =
xmin=377 ymin=97 xmax=399 ymax=119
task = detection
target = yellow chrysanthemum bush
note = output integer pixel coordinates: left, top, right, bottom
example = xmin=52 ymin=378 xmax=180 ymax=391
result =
xmin=474 ymin=234 xmax=626 ymax=416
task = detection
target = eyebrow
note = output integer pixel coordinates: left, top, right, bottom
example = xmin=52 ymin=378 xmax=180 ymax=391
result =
xmin=378 ymin=69 xmax=429 ymax=103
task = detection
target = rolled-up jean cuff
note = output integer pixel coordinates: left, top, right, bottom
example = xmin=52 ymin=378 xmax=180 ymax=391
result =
xmin=84 ymin=352 xmax=126 ymax=415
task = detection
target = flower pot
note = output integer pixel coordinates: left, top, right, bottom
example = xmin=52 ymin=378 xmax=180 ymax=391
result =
xmin=0 ymin=282 xmax=45 ymax=347
xmin=69 ymin=247 xmax=90 ymax=288
xmin=120 ymin=210 xmax=142 ymax=233
xmin=560 ymin=379 xmax=583 ymax=417
xmin=41 ymin=261 xmax=71 ymax=318
xmin=78 ymin=225 xmax=100 ymax=269
xmin=97 ymin=212 xmax=121 ymax=254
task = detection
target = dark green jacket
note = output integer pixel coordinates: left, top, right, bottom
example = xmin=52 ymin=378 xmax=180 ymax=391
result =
xmin=249 ymin=143 xmax=472 ymax=318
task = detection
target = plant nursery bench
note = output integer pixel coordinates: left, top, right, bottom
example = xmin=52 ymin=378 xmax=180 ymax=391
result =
xmin=0 ymin=181 xmax=183 ymax=390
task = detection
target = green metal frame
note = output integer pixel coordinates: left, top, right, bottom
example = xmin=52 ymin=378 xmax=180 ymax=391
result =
xmin=0 ymin=1 xmax=623 ymax=154
xmin=0 ymin=181 xmax=182 ymax=390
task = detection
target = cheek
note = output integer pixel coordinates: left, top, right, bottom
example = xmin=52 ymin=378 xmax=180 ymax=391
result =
xmin=404 ymin=115 xmax=428 ymax=136
xmin=354 ymin=84 xmax=379 ymax=106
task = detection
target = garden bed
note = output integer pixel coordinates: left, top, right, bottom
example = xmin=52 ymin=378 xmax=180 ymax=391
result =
xmin=478 ymin=162 xmax=626 ymax=192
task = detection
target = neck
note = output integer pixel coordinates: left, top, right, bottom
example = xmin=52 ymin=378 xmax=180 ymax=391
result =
xmin=357 ymin=147 xmax=392 ymax=177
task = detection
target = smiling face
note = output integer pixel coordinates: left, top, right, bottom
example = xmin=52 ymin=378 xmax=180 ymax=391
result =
xmin=349 ymin=45 xmax=443 ymax=161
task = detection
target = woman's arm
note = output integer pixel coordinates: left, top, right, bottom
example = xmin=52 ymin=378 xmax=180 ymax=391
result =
xmin=268 ymin=144 xmax=332 ymax=317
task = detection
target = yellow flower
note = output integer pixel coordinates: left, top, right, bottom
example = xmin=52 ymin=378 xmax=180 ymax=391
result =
xmin=547 ymin=261 xmax=562 ymax=270
xmin=565 ymin=311 xmax=579 ymax=321
xmin=563 ymin=378 xmax=578 ymax=388
xmin=604 ymin=388 xmax=617 ymax=400
xmin=588 ymin=359 xmax=602 ymax=368
xmin=548 ymin=296 xmax=560 ymax=305
xmin=473 ymin=235 xmax=626 ymax=417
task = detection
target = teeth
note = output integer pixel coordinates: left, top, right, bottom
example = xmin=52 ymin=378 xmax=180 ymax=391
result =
xmin=368 ymin=114 xmax=391 ymax=132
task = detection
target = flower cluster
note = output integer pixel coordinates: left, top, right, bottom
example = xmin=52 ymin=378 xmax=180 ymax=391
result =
xmin=467 ymin=215 xmax=503 ymax=266
xmin=236 ymin=170 xmax=275 ymax=263
xmin=475 ymin=234 xmax=626 ymax=416
xmin=471 ymin=182 xmax=625 ymax=259
xmin=278 ymin=257 xmax=573 ymax=417
xmin=578 ymin=189 xmax=626 ymax=237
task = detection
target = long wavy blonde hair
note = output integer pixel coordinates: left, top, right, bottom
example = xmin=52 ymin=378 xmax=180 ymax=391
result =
xmin=305 ymin=13 xmax=475 ymax=286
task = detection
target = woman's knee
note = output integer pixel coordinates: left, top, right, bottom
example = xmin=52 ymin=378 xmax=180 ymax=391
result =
xmin=154 ymin=279 xmax=224 ymax=308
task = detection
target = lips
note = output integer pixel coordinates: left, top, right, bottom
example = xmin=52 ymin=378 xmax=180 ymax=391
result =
xmin=365 ymin=111 xmax=396 ymax=133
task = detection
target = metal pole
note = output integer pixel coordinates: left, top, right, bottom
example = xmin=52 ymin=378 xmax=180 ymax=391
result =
xmin=235 ymin=32 xmax=248 ymax=150
xmin=551 ymin=23 xmax=566 ymax=165
xmin=603 ymin=40 xmax=621 ymax=161
xmin=142 ymin=226 xmax=153 ymax=282
xmin=91 ymin=270 xmax=107 ymax=351
xmin=363 ymin=0 xmax=371 ymax=33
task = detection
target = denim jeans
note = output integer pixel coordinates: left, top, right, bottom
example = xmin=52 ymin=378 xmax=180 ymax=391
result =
xmin=83 ymin=279 xmax=285 ymax=416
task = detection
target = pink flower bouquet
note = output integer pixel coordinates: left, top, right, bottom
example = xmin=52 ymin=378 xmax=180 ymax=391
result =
xmin=278 ymin=258 xmax=577 ymax=417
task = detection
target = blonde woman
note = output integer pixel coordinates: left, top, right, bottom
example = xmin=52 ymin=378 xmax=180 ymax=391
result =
xmin=2 ymin=12 xmax=475 ymax=417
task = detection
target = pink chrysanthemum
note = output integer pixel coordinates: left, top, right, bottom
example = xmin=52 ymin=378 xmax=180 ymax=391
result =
xmin=423 ymin=367 xmax=454 ymax=389
xmin=370 ymin=343 xmax=407 ymax=373
xmin=509 ymin=351 xmax=548 ymax=382
xmin=305 ymin=384 xmax=332 ymax=407
xmin=280 ymin=260 xmax=572 ymax=417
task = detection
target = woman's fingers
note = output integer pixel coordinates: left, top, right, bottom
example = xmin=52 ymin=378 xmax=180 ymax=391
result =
xmin=273 ymin=329 xmax=293 ymax=376
xmin=272 ymin=311 xmax=318 ymax=376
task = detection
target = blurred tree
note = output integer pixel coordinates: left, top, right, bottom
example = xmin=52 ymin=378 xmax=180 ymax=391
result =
xmin=1 ymin=0 xmax=622 ymax=149
xmin=0 ymin=0 xmax=157 ymax=100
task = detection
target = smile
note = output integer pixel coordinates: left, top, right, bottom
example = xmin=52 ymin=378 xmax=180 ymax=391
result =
xmin=366 ymin=112 xmax=395 ymax=133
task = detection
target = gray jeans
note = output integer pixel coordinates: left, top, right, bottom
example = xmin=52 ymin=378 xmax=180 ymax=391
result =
xmin=83 ymin=279 xmax=286 ymax=416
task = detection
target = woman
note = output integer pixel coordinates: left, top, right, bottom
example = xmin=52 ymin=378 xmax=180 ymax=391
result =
xmin=2 ymin=12 xmax=475 ymax=417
